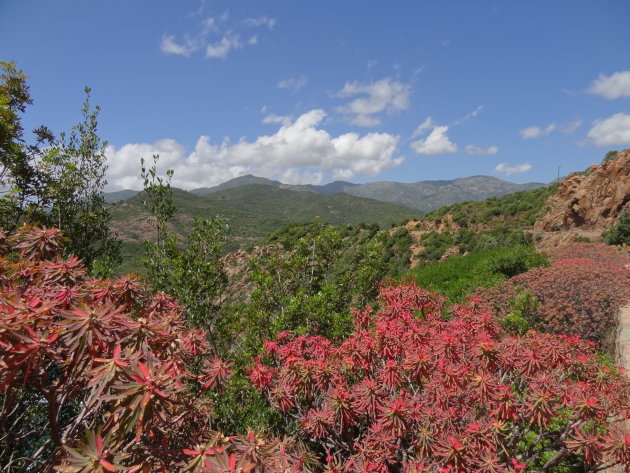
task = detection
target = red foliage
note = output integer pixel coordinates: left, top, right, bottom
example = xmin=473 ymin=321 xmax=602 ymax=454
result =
xmin=477 ymin=249 xmax=630 ymax=346
xmin=0 ymin=225 xmax=304 ymax=473
xmin=547 ymin=242 xmax=630 ymax=267
xmin=252 ymin=283 xmax=630 ymax=472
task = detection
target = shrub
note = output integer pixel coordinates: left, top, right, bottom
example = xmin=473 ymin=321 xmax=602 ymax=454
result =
xmin=603 ymin=150 xmax=618 ymax=163
xmin=0 ymin=225 xmax=304 ymax=472
xmin=547 ymin=242 xmax=630 ymax=266
xmin=252 ymin=284 xmax=630 ymax=472
xmin=603 ymin=208 xmax=630 ymax=246
xmin=476 ymin=254 xmax=630 ymax=348
xmin=413 ymin=246 xmax=548 ymax=303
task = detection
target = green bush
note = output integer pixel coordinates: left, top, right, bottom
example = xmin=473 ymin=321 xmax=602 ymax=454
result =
xmin=603 ymin=150 xmax=618 ymax=163
xmin=412 ymin=245 xmax=548 ymax=303
xmin=603 ymin=208 xmax=630 ymax=245
xmin=498 ymin=287 xmax=539 ymax=334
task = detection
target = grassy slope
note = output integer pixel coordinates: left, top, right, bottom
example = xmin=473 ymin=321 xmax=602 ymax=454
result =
xmin=110 ymin=184 xmax=420 ymax=274
xmin=422 ymin=184 xmax=559 ymax=230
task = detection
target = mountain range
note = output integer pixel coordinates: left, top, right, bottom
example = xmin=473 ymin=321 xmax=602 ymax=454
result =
xmin=109 ymin=185 xmax=422 ymax=274
xmin=106 ymin=174 xmax=545 ymax=212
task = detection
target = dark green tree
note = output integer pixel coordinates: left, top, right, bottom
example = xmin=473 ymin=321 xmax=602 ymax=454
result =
xmin=43 ymin=88 xmax=120 ymax=272
xmin=0 ymin=62 xmax=120 ymax=272
xmin=0 ymin=61 xmax=54 ymax=229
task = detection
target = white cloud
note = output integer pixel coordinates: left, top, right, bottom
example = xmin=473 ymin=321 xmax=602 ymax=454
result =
xmin=465 ymin=145 xmax=498 ymax=155
xmin=587 ymin=112 xmax=630 ymax=146
xmin=160 ymin=35 xmax=197 ymax=56
xmin=105 ymin=110 xmax=403 ymax=190
xmin=453 ymin=105 xmax=484 ymax=125
xmin=494 ymin=162 xmax=532 ymax=176
xmin=205 ymin=33 xmax=242 ymax=58
xmin=277 ymin=75 xmax=308 ymax=92
xmin=563 ymin=120 xmax=583 ymax=134
xmin=588 ymin=71 xmax=630 ymax=99
xmin=161 ymin=12 xmax=272 ymax=59
xmin=410 ymin=119 xmax=458 ymax=155
xmin=335 ymin=77 xmax=411 ymax=126
xmin=411 ymin=117 xmax=436 ymax=138
xmin=519 ymin=123 xmax=556 ymax=139
xmin=243 ymin=16 xmax=276 ymax=29
xmin=262 ymin=113 xmax=292 ymax=126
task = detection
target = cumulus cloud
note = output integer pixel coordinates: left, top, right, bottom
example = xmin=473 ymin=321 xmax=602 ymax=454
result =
xmin=465 ymin=145 xmax=498 ymax=155
xmin=105 ymin=110 xmax=403 ymax=190
xmin=588 ymin=71 xmax=630 ymax=99
xmin=161 ymin=12 xmax=274 ymax=59
xmin=335 ymin=78 xmax=411 ymax=126
xmin=277 ymin=75 xmax=308 ymax=92
xmin=519 ymin=123 xmax=556 ymax=139
xmin=587 ymin=112 xmax=630 ymax=146
xmin=410 ymin=118 xmax=458 ymax=155
xmin=494 ymin=163 xmax=532 ymax=176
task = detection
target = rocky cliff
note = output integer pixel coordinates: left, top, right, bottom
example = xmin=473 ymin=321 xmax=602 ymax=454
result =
xmin=534 ymin=149 xmax=630 ymax=232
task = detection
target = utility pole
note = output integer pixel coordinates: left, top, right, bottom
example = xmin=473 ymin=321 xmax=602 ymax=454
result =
xmin=557 ymin=166 xmax=561 ymax=183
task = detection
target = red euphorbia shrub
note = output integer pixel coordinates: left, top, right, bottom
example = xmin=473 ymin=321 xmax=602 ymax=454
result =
xmin=0 ymin=225 xmax=304 ymax=473
xmin=546 ymin=242 xmax=630 ymax=267
xmin=477 ymin=251 xmax=630 ymax=347
xmin=252 ymin=283 xmax=630 ymax=473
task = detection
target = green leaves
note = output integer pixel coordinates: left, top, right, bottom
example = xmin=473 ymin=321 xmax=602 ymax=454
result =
xmin=0 ymin=63 xmax=119 ymax=272
xmin=140 ymin=156 xmax=228 ymax=334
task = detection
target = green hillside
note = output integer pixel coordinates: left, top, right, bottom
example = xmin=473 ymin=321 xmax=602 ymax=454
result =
xmin=110 ymin=184 xmax=420 ymax=274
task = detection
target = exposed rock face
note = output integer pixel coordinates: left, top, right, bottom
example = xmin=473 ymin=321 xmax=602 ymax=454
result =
xmin=534 ymin=149 xmax=630 ymax=232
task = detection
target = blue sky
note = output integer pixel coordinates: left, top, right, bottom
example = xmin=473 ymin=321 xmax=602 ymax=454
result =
xmin=1 ymin=0 xmax=629 ymax=190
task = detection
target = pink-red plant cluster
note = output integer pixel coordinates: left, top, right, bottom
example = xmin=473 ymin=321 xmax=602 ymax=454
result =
xmin=252 ymin=284 xmax=630 ymax=473
xmin=0 ymin=225 xmax=304 ymax=473
xmin=478 ymin=244 xmax=630 ymax=347
xmin=546 ymin=243 xmax=630 ymax=267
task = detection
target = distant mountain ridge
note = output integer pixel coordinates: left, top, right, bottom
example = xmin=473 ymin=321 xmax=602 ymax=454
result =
xmin=105 ymin=174 xmax=545 ymax=212
xmin=109 ymin=184 xmax=421 ymax=273
xmin=188 ymin=174 xmax=544 ymax=212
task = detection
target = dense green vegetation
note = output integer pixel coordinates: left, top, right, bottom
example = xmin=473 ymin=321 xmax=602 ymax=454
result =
xmin=110 ymin=182 xmax=420 ymax=274
xmin=423 ymin=183 xmax=559 ymax=229
xmin=603 ymin=207 xmax=630 ymax=245
xmin=4 ymin=64 xmax=630 ymax=473
xmin=412 ymin=245 xmax=549 ymax=303
xmin=0 ymin=61 xmax=120 ymax=272
xmin=417 ymin=227 xmax=536 ymax=262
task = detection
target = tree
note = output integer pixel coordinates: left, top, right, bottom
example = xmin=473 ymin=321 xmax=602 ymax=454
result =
xmin=0 ymin=62 xmax=120 ymax=272
xmin=140 ymin=155 xmax=228 ymax=334
xmin=0 ymin=61 xmax=55 ymax=229
xmin=43 ymin=87 xmax=121 ymax=272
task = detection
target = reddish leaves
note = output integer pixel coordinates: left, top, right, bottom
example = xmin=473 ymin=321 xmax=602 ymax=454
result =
xmin=477 ymin=244 xmax=630 ymax=348
xmin=253 ymin=283 xmax=630 ymax=472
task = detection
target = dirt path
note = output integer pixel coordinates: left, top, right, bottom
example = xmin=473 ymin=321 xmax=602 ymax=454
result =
xmin=617 ymin=305 xmax=630 ymax=373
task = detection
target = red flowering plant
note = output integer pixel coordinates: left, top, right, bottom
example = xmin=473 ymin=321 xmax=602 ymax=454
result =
xmin=546 ymin=242 xmax=630 ymax=267
xmin=477 ymin=243 xmax=630 ymax=349
xmin=251 ymin=283 xmax=630 ymax=472
xmin=0 ymin=225 xmax=304 ymax=473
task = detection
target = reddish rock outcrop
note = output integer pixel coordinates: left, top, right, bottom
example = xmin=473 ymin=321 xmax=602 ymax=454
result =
xmin=534 ymin=149 xmax=630 ymax=232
